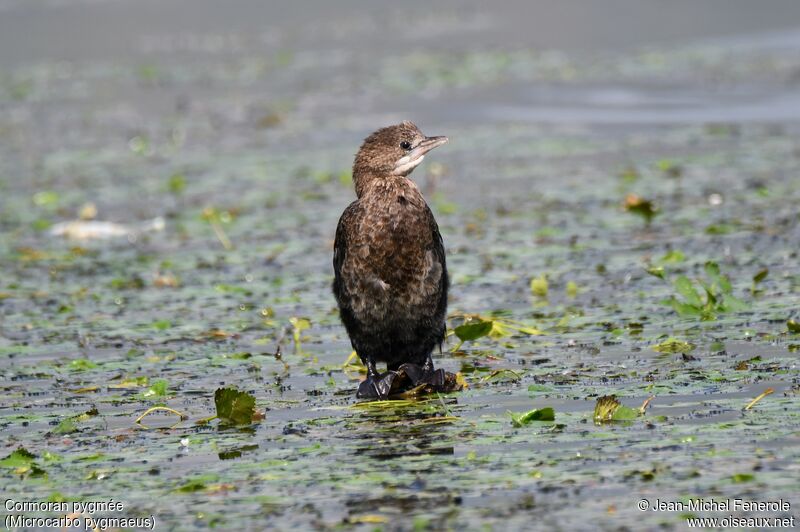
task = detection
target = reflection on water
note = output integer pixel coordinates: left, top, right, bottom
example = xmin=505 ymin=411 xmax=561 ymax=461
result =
xmin=345 ymin=400 xmax=461 ymax=459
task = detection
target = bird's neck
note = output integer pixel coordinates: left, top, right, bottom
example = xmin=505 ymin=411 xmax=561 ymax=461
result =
xmin=355 ymin=174 xmax=423 ymax=205
xmin=353 ymin=170 xmax=380 ymax=198
xmin=354 ymin=172 xmax=418 ymax=198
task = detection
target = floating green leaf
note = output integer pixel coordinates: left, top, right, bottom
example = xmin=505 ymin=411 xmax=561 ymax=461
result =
xmin=177 ymin=480 xmax=206 ymax=492
xmin=788 ymin=320 xmax=800 ymax=334
xmin=73 ymin=407 xmax=99 ymax=422
xmin=168 ymin=173 xmax=186 ymax=194
xmin=752 ymin=268 xmax=768 ymax=295
xmin=53 ymin=418 xmax=78 ymax=435
xmin=454 ymin=321 xmax=493 ymax=342
xmin=656 ymin=159 xmax=683 ymax=178
xmin=659 ymin=250 xmax=686 ymax=264
xmin=594 ymin=395 xmax=639 ymax=423
xmin=214 ymin=284 xmax=250 ymax=294
xmin=566 ymin=281 xmax=579 ymax=297
xmin=674 ymin=276 xmax=703 ymax=307
xmin=175 ymin=474 xmax=220 ymax=493
xmin=661 ymin=262 xmax=749 ymax=321
xmin=652 ymin=338 xmax=696 ymax=354
xmin=513 ymin=325 xmax=543 ymax=336
xmin=69 ymin=359 xmax=98 ymax=371
xmin=0 ymin=448 xmax=47 ymax=478
xmin=143 ymin=379 xmax=169 ymax=398
xmin=509 ymin=407 xmax=555 ymax=427
xmin=646 ymin=266 xmax=665 ymax=279
xmin=451 ymin=315 xmax=541 ymax=351
xmin=0 ymin=448 xmax=36 ymax=468
xmin=623 ymin=194 xmax=658 ymax=224
xmin=290 ymin=317 xmax=311 ymax=351
xmin=32 ymin=190 xmax=59 ymax=207
xmin=530 ymin=275 xmax=548 ymax=298
xmin=152 ymin=319 xmax=172 ymax=331
xmin=618 ymin=166 xmax=640 ymax=183
xmin=214 ymin=387 xmax=256 ymax=425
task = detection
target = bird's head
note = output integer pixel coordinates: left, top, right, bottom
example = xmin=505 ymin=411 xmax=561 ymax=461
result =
xmin=352 ymin=121 xmax=448 ymax=196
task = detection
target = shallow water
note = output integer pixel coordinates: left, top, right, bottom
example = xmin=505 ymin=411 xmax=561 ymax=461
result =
xmin=1 ymin=2 xmax=799 ymax=530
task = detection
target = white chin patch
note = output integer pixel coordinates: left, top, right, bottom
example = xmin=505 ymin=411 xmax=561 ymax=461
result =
xmin=392 ymin=155 xmax=424 ymax=176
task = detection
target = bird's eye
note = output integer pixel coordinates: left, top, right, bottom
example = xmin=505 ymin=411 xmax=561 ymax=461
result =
xmin=400 ymin=141 xmax=412 ymax=151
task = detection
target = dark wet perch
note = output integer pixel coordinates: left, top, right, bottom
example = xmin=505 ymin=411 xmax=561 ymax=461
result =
xmin=332 ymin=122 xmax=461 ymax=399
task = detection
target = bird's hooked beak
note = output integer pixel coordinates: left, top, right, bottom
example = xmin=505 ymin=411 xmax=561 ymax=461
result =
xmin=393 ymin=135 xmax=449 ymax=176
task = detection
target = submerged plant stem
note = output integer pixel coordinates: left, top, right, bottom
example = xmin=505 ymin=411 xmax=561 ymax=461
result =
xmin=135 ymin=406 xmax=189 ymax=425
xmin=209 ymin=219 xmax=233 ymax=250
xmin=744 ymin=388 xmax=774 ymax=411
xmin=639 ymin=395 xmax=656 ymax=414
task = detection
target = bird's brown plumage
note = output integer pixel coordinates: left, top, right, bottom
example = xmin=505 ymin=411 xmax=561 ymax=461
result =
xmin=333 ymin=122 xmax=449 ymax=391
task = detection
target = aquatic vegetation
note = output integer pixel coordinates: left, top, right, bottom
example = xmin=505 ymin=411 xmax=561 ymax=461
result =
xmin=593 ymin=396 xmax=640 ymax=423
xmin=530 ymin=274 xmax=548 ymax=298
xmin=289 ymin=316 xmax=311 ymax=353
xmin=659 ymin=261 xmax=748 ymax=320
xmin=0 ymin=9 xmax=798 ymax=530
xmin=744 ymin=388 xmax=774 ymax=411
xmin=508 ymin=407 xmax=555 ymax=427
xmin=651 ymin=338 xmax=696 ymax=354
xmin=623 ymin=193 xmax=658 ymax=225
xmin=135 ymin=406 xmax=188 ymax=426
xmin=214 ymin=387 xmax=258 ymax=426
xmin=450 ymin=314 xmax=541 ymax=350
xmin=751 ymin=268 xmax=768 ymax=295
xmin=0 ymin=448 xmax=47 ymax=478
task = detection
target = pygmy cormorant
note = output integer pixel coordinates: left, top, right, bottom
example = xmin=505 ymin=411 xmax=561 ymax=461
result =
xmin=333 ymin=121 xmax=451 ymax=399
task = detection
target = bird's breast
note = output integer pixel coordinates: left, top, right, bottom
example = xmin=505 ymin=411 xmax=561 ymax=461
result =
xmin=341 ymin=185 xmax=441 ymax=322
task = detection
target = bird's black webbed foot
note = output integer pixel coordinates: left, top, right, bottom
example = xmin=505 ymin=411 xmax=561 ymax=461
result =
xmin=355 ymin=357 xmax=463 ymax=399
xmin=395 ymin=355 xmax=461 ymax=395
xmin=356 ymin=371 xmax=400 ymax=399
xmin=356 ymin=357 xmax=403 ymax=400
xmin=397 ymin=363 xmax=448 ymax=388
